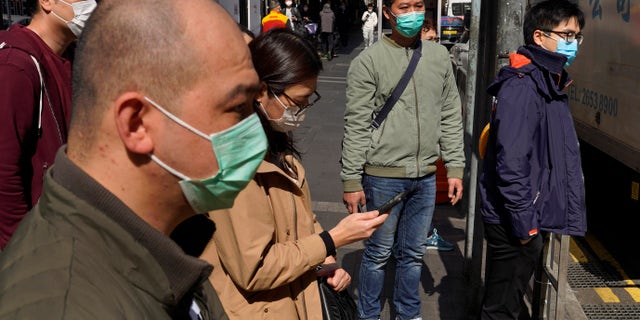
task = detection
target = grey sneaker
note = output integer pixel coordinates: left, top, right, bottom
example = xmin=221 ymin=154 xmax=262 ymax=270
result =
xmin=425 ymin=228 xmax=455 ymax=251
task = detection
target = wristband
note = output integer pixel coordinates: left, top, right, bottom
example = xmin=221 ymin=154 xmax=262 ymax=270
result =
xmin=319 ymin=231 xmax=336 ymax=257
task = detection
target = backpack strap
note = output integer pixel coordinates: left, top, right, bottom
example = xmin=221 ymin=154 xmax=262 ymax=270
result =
xmin=0 ymin=42 xmax=45 ymax=136
xmin=29 ymin=55 xmax=45 ymax=136
xmin=371 ymin=40 xmax=422 ymax=129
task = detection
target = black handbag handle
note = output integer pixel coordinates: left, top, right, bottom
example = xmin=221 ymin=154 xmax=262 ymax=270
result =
xmin=318 ymin=276 xmax=358 ymax=320
xmin=370 ymin=40 xmax=422 ymax=129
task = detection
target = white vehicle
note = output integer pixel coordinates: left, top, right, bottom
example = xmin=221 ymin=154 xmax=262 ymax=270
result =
xmin=445 ymin=0 xmax=471 ymax=18
xmin=569 ymin=1 xmax=640 ymax=224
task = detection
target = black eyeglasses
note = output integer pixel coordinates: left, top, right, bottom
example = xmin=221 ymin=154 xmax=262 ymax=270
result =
xmin=281 ymin=90 xmax=322 ymax=116
xmin=541 ymin=29 xmax=584 ymax=45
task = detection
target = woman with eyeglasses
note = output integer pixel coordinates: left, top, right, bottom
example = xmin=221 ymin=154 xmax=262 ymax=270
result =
xmin=200 ymin=29 xmax=387 ymax=320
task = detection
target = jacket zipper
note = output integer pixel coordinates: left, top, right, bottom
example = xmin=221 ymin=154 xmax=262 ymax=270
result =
xmin=191 ymin=288 xmax=210 ymax=320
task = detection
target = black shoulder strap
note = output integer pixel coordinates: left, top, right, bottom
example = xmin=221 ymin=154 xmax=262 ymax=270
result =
xmin=371 ymin=41 xmax=422 ymax=129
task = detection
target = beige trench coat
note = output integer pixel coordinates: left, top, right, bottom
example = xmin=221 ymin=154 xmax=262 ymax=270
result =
xmin=201 ymin=157 xmax=329 ymax=320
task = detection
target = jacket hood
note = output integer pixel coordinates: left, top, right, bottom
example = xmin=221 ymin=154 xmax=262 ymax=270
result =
xmin=0 ymin=24 xmax=46 ymax=60
xmin=488 ymin=44 xmax=572 ymax=99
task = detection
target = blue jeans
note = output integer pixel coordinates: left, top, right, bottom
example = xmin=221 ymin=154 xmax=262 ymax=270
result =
xmin=357 ymin=174 xmax=435 ymax=320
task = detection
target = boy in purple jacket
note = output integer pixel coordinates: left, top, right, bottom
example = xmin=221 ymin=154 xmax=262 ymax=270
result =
xmin=479 ymin=1 xmax=587 ymax=318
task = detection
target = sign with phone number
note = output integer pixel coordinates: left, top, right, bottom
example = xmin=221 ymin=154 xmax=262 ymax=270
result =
xmin=568 ymin=85 xmax=618 ymax=117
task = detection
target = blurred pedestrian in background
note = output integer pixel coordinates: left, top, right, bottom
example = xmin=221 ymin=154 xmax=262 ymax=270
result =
xmin=421 ymin=16 xmax=439 ymax=42
xmin=361 ymin=2 xmax=377 ymax=49
xmin=262 ymin=0 xmax=289 ymax=33
xmin=283 ymin=0 xmax=303 ymax=33
xmin=335 ymin=0 xmax=351 ymax=48
xmin=319 ymin=3 xmax=335 ymax=60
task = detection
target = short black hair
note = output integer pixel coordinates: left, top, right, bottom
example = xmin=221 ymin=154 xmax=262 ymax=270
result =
xmin=523 ymin=0 xmax=585 ymax=45
xmin=25 ymin=0 xmax=38 ymax=15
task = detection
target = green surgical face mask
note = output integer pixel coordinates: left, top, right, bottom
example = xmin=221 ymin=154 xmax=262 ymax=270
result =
xmin=390 ymin=10 xmax=425 ymax=38
xmin=145 ymin=97 xmax=267 ymax=213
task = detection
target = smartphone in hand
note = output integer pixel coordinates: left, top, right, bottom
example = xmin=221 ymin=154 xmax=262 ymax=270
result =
xmin=376 ymin=188 xmax=415 ymax=215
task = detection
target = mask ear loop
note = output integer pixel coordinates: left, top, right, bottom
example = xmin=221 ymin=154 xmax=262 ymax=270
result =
xmin=257 ymin=101 xmax=279 ymax=121
xmin=144 ymin=96 xmax=212 ymax=181
xmin=149 ymin=154 xmax=191 ymax=181
xmin=539 ymin=31 xmax=554 ymax=51
xmin=144 ymin=97 xmax=210 ymax=140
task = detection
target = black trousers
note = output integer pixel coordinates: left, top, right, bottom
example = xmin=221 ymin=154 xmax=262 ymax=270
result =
xmin=320 ymin=32 xmax=334 ymax=56
xmin=480 ymin=223 xmax=544 ymax=320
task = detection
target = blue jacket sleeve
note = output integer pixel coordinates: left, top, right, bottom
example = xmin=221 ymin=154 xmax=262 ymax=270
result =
xmin=492 ymin=79 xmax=540 ymax=240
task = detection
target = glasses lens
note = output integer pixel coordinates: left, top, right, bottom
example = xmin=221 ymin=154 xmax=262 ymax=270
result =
xmin=294 ymin=91 xmax=321 ymax=116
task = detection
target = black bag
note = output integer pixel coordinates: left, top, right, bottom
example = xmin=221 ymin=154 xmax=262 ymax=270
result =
xmin=318 ymin=276 xmax=358 ymax=320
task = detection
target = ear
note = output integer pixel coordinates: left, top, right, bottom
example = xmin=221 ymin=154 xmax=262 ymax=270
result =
xmin=113 ymin=93 xmax=155 ymax=155
xmin=382 ymin=5 xmax=391 ymax=20
xmin=39 ymin=0 xmax=55 ymax=13
xmin=254 ymin=82 xmax=269 ymax=105
xmin=532 ymin=29 xmax=545 ymax=46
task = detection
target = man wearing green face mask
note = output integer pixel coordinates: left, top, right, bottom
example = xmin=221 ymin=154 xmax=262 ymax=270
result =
xmin=341 ymin=0 xmax=465 ymax=318
xmin=0 ymin=0 xmax=263 ymax=318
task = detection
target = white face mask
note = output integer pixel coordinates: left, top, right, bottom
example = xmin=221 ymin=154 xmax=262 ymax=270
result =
xmin=52 ymin=0 xmax=97 ymax=38
xmin=285 ymin=1 xmax=293 ymax=6
xmin=259 ymin=91 xmax=307 ymax=133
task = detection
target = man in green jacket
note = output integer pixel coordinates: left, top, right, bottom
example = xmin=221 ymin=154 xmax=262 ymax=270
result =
xmin=340 ymin=0 xmax=465 ymax=318
xmin=0 ymin=0 xmax=267 ymax=319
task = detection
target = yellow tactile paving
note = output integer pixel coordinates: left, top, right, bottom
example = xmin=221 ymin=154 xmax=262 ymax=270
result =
xmin=572 ymin=235 xmax=640 ymax=304
xmin=624 ymin=287 xmax=640 ymax=303
xmin=569 ymin=237 xmax=588 ymax=263
xmin=594 ymin=288 xmax=621 ymax=303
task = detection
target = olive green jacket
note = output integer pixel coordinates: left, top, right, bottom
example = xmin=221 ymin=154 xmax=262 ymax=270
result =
xmin=0 ymin=150 xmax=228 ymax=320
xmin=341 ymin=35 xmax=465 ymax=192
